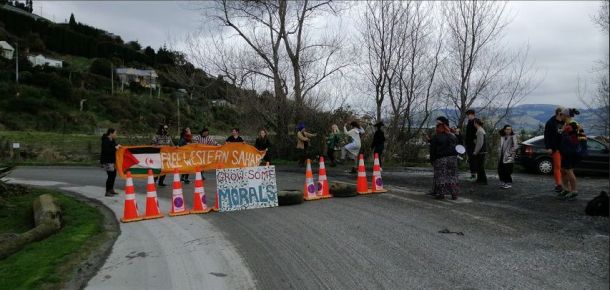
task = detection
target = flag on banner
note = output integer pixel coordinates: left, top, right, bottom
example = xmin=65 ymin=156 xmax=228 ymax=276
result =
xmin=122 ymin=147 xmax=162 ymax=175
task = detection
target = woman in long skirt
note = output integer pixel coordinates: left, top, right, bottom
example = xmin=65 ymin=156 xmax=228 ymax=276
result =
xmin=430 ymin=121 xmax=460 ymax=200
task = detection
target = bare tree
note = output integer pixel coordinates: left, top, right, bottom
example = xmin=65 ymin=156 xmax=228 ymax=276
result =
xmin=358 ymin=1 xmax=442 ymax=160
xmin=579 ymin=75 xmax=609 ymax=136
xmin=440 ymin=1 xmax=537 ymax=129
xmin=592 ymin=0 xmax=609 ymax=33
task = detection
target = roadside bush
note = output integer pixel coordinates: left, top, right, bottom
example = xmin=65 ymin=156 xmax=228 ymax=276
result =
xmin=89 ymin=58 xmax=111 ymax=77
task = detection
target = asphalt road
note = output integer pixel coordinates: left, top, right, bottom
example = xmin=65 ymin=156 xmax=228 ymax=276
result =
xmin=8 ymin=166 xmax=609 ymax=289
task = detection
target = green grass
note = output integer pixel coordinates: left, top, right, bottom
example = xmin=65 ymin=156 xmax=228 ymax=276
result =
xmin=0 ymin=188 xmax=106 ymax=290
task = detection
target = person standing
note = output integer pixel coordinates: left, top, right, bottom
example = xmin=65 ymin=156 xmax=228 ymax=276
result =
xmin=255 ymin=129 xmax=271 ymax=163
xmin=429 ymin=120 xmax=459 ymax=200
xmin=472 ymin=118 xmax=487 ymax=185
xmin=544 ymin=107 xmax=565 ymax=193
xmin=340 ymin=121 xmax=363 ymax=173
xmin=178 ymin=127 xmax=193 ymax=184
xmin=100 ymin=128 xmax=120 ymax=197
xmin=193 ymin=128 xmax=219 ymax=145
xmin=557 ymin=108 xmax=586 ymax=200
xmin=325 ymin=124 xmax=341 ymax=167
xmin=498 ymin=125 xmax=518 ymax=189
xmin=464 ymin=109 xmax=477 ymax=181
xmin=152 ymin=124 xmax=174 ymax=186
xmin=296 ymin=123 xmax=316 ymax=167
xmin=371 ymin=122 xmax=386 ymax=168
xmin=226 ymin=128 xmax=244 ymax=143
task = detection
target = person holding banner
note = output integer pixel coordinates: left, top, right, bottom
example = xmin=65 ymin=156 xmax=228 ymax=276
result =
xmin=100 ymin=128 xmax=120 ymax=197
xmin=296 ymin=123 xmax=317 ymax=167
xmin=255 ymin=129 xmax=271 ymax=163
xmin=193 ymin=128 xmax=218 ymax=145
xmin=152 ymin=124 xmax=174 ymax=186
xmin=178 ymin=127 xmax=193 ymax=184
xmin=226 ymin=128 xmax=244 ymax=143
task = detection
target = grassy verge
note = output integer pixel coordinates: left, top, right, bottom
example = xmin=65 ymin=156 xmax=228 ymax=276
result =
xmin=0 ymin=187 xmax=106 ymax=290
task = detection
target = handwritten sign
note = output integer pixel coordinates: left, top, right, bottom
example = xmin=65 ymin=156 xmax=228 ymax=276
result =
xmin=216 ymin=166 xmax=278 ymax=212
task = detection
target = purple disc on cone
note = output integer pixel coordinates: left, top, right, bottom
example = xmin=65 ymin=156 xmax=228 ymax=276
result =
xmin=317 ymin=182 xmax=323 ymax=191
xmin=308 ymin=184 xmax=316 ymax=193
xmin=174 ymin=197 xmax=184 ymax=208
xmin=201 ymin=195 xmax=206 ymax=203
xmin=376 ymin=179 xmax=383 ymax=186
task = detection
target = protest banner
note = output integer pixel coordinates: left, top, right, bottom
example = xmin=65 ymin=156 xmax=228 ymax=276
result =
xmin=216 ymin=166 xmax=278 ymax=212
xmin=116 ymin=143 xmax=266 ymax=178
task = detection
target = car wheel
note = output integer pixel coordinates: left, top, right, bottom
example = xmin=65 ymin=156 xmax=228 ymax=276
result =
xmin=536 ymin=158 xmax=553 ymax=175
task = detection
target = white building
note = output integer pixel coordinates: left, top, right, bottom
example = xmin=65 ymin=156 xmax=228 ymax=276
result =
xmin=0 ymin=41 xmax=14 ymax=60
xmin=115 ymin=68 xmax=158 ymax=88
xmin=27 ymin=54 xmax=63 ymax=68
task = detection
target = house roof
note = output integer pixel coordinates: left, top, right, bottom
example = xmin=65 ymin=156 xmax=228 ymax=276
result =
xmin=0 ymin=41 xmax=14 ymax=51
xmin=28 ymin=54 xmax=62 ymax=63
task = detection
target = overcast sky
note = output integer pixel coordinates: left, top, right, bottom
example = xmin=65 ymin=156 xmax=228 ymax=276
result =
xmin=32 ymin=1 xmax=608 ymax=108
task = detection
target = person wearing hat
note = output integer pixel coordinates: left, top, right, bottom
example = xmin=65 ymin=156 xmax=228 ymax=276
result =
xmin=152 ymin=124 xmax=174 ymax=186
xmin=296 ymin=123 xmax=316 ymax=167
xmin=371 ymin=121 xmax=386 ymax=168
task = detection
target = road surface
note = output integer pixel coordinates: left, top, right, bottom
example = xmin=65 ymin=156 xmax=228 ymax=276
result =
xmin=8 ymin=166 xmax=609 ymax=289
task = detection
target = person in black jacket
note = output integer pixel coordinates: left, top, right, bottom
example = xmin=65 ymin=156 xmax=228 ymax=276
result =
xmin=464 ymin=109 xmax=477 ymax=181
xmin=543 ymin=107 xmax=565 ymax=193
xmin=100 ymin=128 xmax=120 ymax=197
xmin=371 ymin=122 xmax=386 ymax=167
xmin=430 ymin=120 xmax=459 ymax=200
xmin=255 ymin=129 xmax=271 ymax=163
xmin=226 ymin=128 xmax=244 ymax=143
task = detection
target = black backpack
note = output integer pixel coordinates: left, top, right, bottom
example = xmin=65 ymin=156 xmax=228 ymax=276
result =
xmin=585 ymin=191 xmax=609 ymax=217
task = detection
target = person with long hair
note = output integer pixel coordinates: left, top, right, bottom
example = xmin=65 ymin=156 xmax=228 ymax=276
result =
xmin=557 ymin=108 xmax=586 ymax=200
xmin=100 ymin=128 xmax=120 ymax=197
xmin=498 ymin=125 xmax=518 ymax=189
xmin=429 ymin=117 xmax=459 ymax=200
xmin=152 ymin=124 xmax=174 ymax=186
xmin=178 ymin=127 xmax=193 ymax=184
xmin=340 ymin=121 xmax=364 ymax=173
xmin=255 ymin=129 xmax=271 ymax=163
xmin=472 ymin=118 xmax=488 ymax=185
xmin=325 ymin=124 xmax=341 ymax=167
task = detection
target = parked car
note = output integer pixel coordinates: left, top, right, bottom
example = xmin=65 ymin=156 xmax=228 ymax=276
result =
xmin=516 ymin=135 xmax=609 ymax=174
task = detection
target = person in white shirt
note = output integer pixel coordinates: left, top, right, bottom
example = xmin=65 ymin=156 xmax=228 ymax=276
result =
xmin=340 ymin=121 xmax=364 ymax=173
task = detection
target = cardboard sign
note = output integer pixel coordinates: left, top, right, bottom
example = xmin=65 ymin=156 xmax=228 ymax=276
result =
xmin=115 ymin=143 xmax=266 ymax=178
xmin=216 ymin=166 xmax=278 ymax=212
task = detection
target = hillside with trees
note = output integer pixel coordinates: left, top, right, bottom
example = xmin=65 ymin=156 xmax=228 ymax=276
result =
xmin=0 ymin=3 xmax=262 ymax=137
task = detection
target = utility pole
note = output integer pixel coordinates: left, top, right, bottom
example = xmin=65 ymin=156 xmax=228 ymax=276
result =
xmin=15 ymin=42 xmax=18 ymax=84
xmin=111 ymin=63 xmax=114 ymax=95
xmin=177 ymin=93 xmax=181 ymax=135
xmin=149 ymin=71 xmax=152 ymax=98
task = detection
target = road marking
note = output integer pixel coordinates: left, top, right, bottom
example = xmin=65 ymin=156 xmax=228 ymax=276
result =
xmin=4 ymin=177 xmax=67 ymax=187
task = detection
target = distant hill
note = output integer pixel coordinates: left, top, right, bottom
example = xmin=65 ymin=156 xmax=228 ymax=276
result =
xmin=427 ymin=104 xmax=605 ymax=135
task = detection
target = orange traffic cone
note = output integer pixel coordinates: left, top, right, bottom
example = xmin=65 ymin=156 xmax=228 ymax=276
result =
xmin=304 ymin=159 xmax=319 ymax=201
xmin=169 ymin=169 xmax=190 ymax=216
xmin=120 ymin=171 xmax=143 ymax=223
xmin=212 ymin=163 xmax=225 ymax=212
xmin=190 ymin=171 xmax=211 ymax=214
xmin=143 ymin=169 xmax=164 ymax=220
xmin=357 ymin=154 xmax=372 ymax=195
xmin=317 ymin=156 xmax=331 ymax=199
xmin=371 ymin=153 xmax=388 ymax=193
